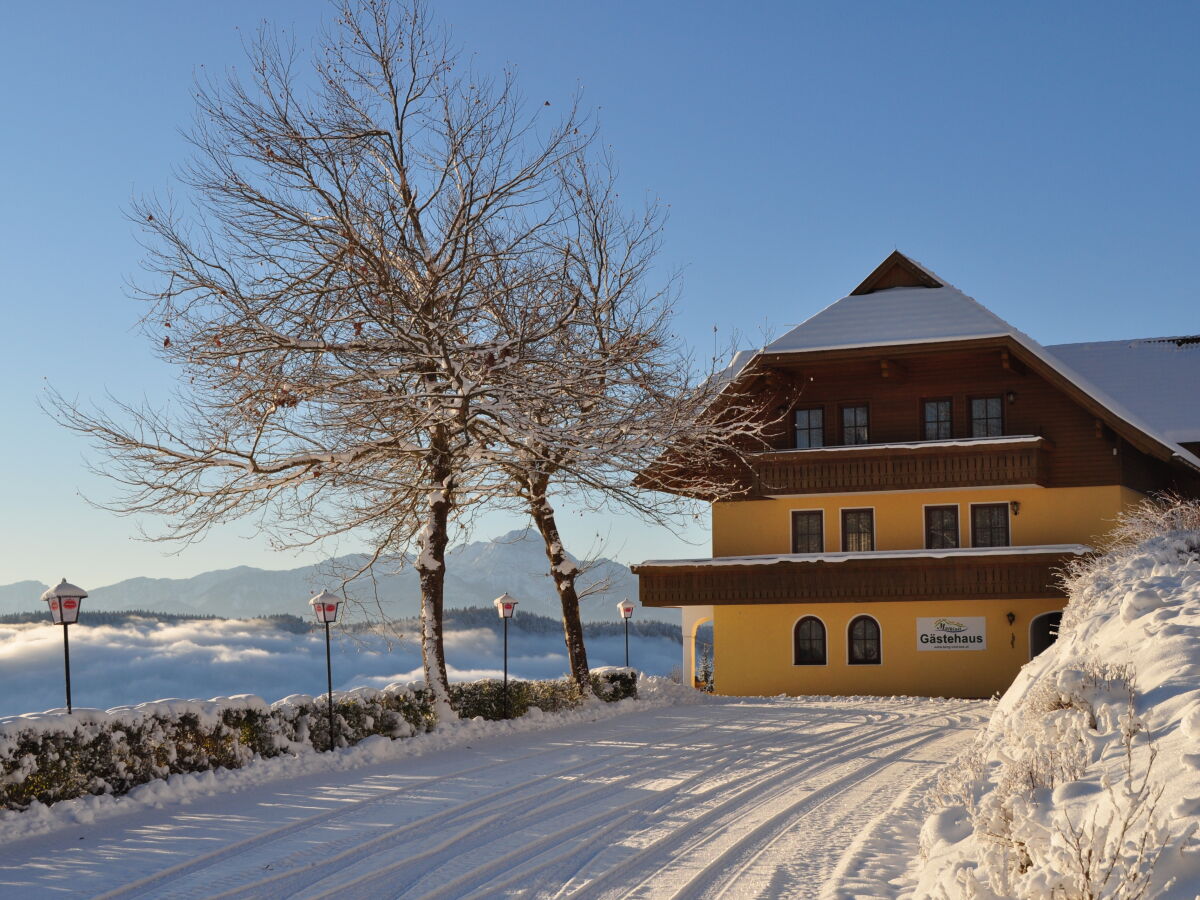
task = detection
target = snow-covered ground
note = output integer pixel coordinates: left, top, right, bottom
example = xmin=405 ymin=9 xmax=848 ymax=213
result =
xmin=913 ymin=507 xmax=1200 ymax=898
xmin=0 ymin=692 xmax=985 ymax=899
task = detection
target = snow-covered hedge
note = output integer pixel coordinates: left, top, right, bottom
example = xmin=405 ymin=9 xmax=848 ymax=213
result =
xmin=0 ymin=670 xmax=637 ymax=812
xmin=912 ymin=498 xmax=1200 ymax=899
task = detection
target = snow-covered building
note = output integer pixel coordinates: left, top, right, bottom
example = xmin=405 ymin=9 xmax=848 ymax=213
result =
xmin=633 ymin=252 xmax=1200 ymax=698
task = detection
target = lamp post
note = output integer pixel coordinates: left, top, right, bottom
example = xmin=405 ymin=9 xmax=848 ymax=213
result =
xmin=41 ymin=579 xmax=87 ymax=713
xmin=309 ymin=590 xmax=342 ymax=751
xmin=493 ymin=593 xmax=517 ymax=718
xmin=617 ymin=599 xmax=635 ymax=668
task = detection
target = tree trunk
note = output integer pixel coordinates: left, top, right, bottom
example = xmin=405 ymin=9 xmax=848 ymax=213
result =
xmin=529 ymin=491 xmax=592 ymax=697
xmin=416 ymin=453 xmax=454 ymax=715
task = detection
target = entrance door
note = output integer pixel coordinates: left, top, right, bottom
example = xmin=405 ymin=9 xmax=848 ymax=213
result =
xmin=1029 ymin=611 xmax=1062 ymax=659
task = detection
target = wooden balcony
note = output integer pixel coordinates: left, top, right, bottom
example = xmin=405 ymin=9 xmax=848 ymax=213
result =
xmin=634 ymin=546 xmax=1083 ymax=607
xmin=750 ymin=435 xmax=1052 ymax=495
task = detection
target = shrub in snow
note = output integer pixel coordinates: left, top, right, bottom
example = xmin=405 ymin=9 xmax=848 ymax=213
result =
xmin=449 ymin=669 xmax=637 ymax=721
xmin=913 ymin=497 xmax=1200 ymax=899
xmin=0 ymin=670 xmax=637 ymax=812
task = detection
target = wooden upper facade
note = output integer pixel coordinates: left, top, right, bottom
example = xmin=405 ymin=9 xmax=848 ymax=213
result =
xmin=741 ymin=337 xmax=1199 ymax=497
xmin=634 ymin=253 xmax=1200 ymax=610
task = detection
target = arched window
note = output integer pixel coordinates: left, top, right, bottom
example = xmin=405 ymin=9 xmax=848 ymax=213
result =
xmin=848 ymin=615 xmax=881 ymax=665
xmin=793 ymin=616 xmax=826 ymax=665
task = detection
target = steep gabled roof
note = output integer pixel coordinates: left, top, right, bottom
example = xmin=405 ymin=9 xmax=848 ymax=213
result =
xmin=755 ymin=251 xmax=1200 ymax=472
xmin=765 ymin=253 xmax=1014 ymax=354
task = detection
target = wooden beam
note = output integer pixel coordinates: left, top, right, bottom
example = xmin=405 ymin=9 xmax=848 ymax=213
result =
xmin=880 ymin=358 xmax=906 ymax=379
xmin=1000 ymin=348 xmax=1028 ymax=375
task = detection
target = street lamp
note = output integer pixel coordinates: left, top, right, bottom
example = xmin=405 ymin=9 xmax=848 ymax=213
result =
xmin=309 ymin=590 xmax=342 ymax=751
xmin=41 ymin=579 xmax=87 ymax=713
xmin=617 ymin=598 xmax=635 ymax=668
xmin=493 ymin=593 xmax=518 ymax=718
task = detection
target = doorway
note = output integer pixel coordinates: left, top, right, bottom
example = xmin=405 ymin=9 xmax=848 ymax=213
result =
xmin=1029 ymin=611 xmax=1062 ymax=659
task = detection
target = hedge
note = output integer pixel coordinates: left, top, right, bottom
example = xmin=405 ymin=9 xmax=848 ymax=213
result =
xmin=0 ymin=670 xmax=637 ymax=812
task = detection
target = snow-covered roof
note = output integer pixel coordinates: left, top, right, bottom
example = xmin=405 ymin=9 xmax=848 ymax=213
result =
xmin=758 ymin=435 xmax=1044 ymax=455
xmin=636 ymin=544 xmax=1092 ymax=569
xmin=1045 ymin=338 xmax=1200 ymax=444
xmin=708 ymin=349 xmax=756 ymax=388
xmin=763 ymin=285 xmax=1013 ymax=354
xmin=753 ymin=252 xmax=1200 ymax=472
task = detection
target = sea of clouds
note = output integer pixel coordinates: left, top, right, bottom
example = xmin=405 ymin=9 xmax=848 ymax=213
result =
xmin=0 ymin=618 xmax=682 ymax=718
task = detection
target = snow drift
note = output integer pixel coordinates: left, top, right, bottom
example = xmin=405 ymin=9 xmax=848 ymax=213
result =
xmin=912 ymin=499 xmax=1200 ymax=899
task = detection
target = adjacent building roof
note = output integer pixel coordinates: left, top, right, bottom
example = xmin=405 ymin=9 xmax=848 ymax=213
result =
xmin=1045 ymin=337 xmax=1200 ymax=445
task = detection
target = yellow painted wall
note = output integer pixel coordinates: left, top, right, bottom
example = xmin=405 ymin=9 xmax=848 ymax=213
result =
xmin=712 ymin=485 xmax=1143 ymax=557
xmin=712 ymin=598 xmax=1063 ymax=699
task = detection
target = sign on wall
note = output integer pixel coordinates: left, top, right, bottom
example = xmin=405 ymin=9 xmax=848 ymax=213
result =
xmin=916 ymin=616 xmax=987 ymax=651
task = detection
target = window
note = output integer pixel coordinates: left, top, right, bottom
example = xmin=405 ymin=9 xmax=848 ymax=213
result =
xmin=794 ymin=408 xmax=824 ymax=449
xmin=925 ymin=505 xmax=959 ymax=549
xmin=791 ymin=510 xmax=824 ymax=554
xmin=793 ymin=616 xmax=826 ymax=665
xmin=841 ymin=508 xmax=874 ymax=551
xmin=848 ymin=615 xmax=881 ymax=665
xmin=971 ymin=503 xmax=1010 ymax=547
xmin=841 ymin=404 xmax=869 ymax=445
xmin=923 ymin=399 xmax=953 ymax=440
xmin=970 ymin=396 xmax=1003 ymax=437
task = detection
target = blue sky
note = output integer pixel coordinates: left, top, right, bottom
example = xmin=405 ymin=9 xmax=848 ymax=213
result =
xmin=1 ymin=1 xmax=1197 ymax=589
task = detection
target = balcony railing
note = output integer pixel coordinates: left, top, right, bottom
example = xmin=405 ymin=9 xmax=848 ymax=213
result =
xmin=634 ymin=545 xmax=1080 ymax=607
xmin=750 ymin=435 xmax=1052 ymax=495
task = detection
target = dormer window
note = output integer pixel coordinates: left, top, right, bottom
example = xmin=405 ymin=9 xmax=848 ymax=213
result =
xmin=841 ymin=404 xmax=869 ymax=445
xmin=970 ymin=396 xmax=1003 ymax=437
xmin=794 ymin=408 xmax=824 ymax=449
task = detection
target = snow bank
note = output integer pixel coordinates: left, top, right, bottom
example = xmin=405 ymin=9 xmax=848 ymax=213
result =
xmin=911 ymin=511 xmax=1200 ymax=898
xmin=0 ymin=675 xmax=701 ymax=843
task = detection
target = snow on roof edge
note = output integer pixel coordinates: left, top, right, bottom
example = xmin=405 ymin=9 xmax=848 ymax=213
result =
xmin=636 ymin=544 xmax=1093 ymax=568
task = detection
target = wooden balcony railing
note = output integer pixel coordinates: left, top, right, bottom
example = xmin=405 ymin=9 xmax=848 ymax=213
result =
xmin=750 ymin=436 xmax=1052 ymax=495
xmin=634 ymin=548 xmax=1077 ymax=607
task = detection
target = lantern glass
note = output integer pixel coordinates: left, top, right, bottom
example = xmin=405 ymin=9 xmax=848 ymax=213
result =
xmin=617 ymin=600 xmax=635 ymax=620
xmin=309 ymin=591 xmax=341 ymax=623
xmin=493 ymin=593 xmax=517 ymax=619
xmin=42 ymin=580 xmax=87 ymax=625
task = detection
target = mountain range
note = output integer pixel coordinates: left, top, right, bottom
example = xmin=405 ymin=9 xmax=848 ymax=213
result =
xmin=0 ymin=530 xmax=675 ymax=624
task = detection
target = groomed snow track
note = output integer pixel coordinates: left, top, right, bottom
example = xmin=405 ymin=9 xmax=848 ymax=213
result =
xmin=1 ymin=696 xmax=986 ymax=899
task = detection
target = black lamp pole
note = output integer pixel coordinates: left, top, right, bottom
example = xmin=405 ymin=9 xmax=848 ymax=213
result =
xmin=62 ymin=622 xmax=72 ymax=713
xmin=324 ymin=619 xmax=335 ymax=751
xmin=624 ymin=617 xmax=630 ymax=668
xmin=310 ymin=590 xmax=342 ymax=752
xmin=494 ymin=593 xmax=517 ymax=719
xmin=43 ymin=579 xmax=87 ymax=714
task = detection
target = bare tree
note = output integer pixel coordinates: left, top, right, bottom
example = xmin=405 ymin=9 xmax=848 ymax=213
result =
xmin=47 ymin=0 xmax=596 ymax=709
xmin=493 ymin=153 xmax=784 ymax=693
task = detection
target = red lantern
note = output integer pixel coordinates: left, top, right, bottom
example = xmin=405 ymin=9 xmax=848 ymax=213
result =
xmin=493 ymin=593 xmax=518 ymax=619
xmin=309 ymin=590 xmax=342 ymax=623
xmin=42 ymin=579 xmax=87 ymax=625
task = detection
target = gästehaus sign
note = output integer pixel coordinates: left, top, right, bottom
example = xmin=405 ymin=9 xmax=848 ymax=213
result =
xmin=916 ymin=616 xmax=986 ymax=651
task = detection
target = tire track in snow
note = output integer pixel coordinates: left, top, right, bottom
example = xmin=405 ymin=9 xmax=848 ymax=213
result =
xmin=387 ymin=709 xmax=965 ymax=900
xmin=553 ymin=709 xmax=965 ymax=900
xmin=688 ymin=726 xmax=978 ymax=900
xmin=202 ymin=706 xmax=872 ymax=900
xmin=84 ymin=699 xmax=984 ymax=900
xmin=101 ymin=703 xmax=865 ymax=900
